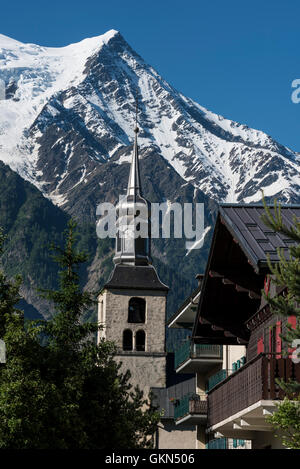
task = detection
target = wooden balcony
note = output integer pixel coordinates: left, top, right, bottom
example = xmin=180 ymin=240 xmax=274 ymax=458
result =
xmin=174 ymin=341 xmax=223 ymax=374
xmin=207 ymin=354 xmax=300 ymax=437
xmin=174 ymin=394 xmax=207 ymax=425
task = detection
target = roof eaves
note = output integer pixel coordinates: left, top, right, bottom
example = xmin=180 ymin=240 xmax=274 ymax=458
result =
xmin=192 ymin=214 xmax=221 ymax=339
xmin=167 ymin=285 xmax=201 ymax=327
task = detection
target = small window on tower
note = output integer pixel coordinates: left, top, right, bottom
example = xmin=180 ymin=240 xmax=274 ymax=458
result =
xmin=123 ymin=329 xmax=133 ymax=351
xmin=128 ymin=298 xmax=146 ymax=323
xmin=117 ymin=232 xmax=121 ymax=252
xmin=136 ymin=330 xmax=146 ymax=351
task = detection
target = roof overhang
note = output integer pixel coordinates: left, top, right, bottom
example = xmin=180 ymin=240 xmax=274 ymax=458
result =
xmin=207 ymin=400 xmax=276 ymax=439
xmin=168 ymin=289 xmax=200 ymax=329
xmin=192 ymin=209 xmax=266 ymax=343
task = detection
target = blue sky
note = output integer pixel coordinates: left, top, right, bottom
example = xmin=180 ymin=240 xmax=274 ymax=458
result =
xmin=1 ymin=0 xmax=300 ymax=151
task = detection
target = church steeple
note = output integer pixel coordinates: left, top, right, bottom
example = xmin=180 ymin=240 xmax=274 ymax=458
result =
xmin=113 ymin=106 xmax=151 ymax=266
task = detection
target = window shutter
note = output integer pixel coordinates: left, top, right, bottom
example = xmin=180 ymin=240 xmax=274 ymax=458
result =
xmin=288 ymin=316 xmax=297 ymax=329
xmin=276 ymin=321 xmax=282 ymax=358
xmin=257 ymin=337 xmax=264 ymax=355
xmin=264 ymin=275 xmax=271 ymax=295
xmin=288 ymin=316 xmax=297 ymax=357
xmin=269 ymin=327 xmax=272 ymax=357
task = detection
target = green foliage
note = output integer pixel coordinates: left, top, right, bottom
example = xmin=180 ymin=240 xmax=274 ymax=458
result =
xmin=0 ymin=222 xmax=160 ymax=448
xmin=266 ymin=397 xmax=300 ymax=449
xmin=261 ymin=195 xmax=300 ymax=447
xmin=0 ymin=229 xmax=54 ymax=448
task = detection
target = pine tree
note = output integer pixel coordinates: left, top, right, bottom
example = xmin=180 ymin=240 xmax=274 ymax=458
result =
xmin=38 ymin=219 xmax=161 ymax=448
xmin=0 ymin=228 xmax=60 ymax=448
xmin=0 ymin=222 xmax=160 ymax=448
xmin=261 ymin=197 xmax=300 ymax=449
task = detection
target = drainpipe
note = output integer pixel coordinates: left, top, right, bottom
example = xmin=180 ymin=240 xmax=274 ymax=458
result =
xmin=226 ymin=345 xmax=229 ymax=376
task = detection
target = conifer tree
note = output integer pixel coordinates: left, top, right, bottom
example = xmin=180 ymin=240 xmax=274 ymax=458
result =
xmin=0 ymin=222 xmax=160 ymax=448
xmin=0 ymin=228 xmax=59 ymax=448
xmin=38 ymin=219 xmax=160 ymax=448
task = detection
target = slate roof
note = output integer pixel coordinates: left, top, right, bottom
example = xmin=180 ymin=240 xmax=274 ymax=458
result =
xmin=191 ymin=203 xmax=300 ymax=344
xmin=219 ymin=204 xmax=300 ymax=272
xmin=104 ymin=264 xmax=169 ymax=291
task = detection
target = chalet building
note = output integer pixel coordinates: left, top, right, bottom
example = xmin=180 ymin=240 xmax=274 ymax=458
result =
xmin=197 ymin=204 xmax=300 ymax=449
xmin=163 ymin=274 xmax=251 ymax=449
xmin=163 ymin=204 xmax=300 ymax=449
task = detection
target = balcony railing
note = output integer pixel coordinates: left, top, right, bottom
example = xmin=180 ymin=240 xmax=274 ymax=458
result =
xmin=205 ymin=438 xmax=246 ymax=449
xmin=208 ymin=354 xmax=300 ymax=428
xmin=174 ymin=341 xmax=223 ymax=370
xmin=174 ymin=393 xmax=207 ymax=421
xmin=206 ymin=438 xmax=228 ymax=449
xmin=206 ymin=369 xmax=229 ymax=392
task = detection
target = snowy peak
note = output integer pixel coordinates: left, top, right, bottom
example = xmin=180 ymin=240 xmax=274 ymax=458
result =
xmin=0 ymin=29 xmax=120 ymax=57
xmin=0 ymin=29 xmax=121 ymax=94
xmin=0 ymin=29 xmax=299 ymax=210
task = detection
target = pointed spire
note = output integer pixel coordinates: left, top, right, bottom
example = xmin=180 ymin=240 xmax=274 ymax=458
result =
xmin=113 ymin=91 xmax=152 ymax=266
xmin=127 ymin=127 xmax=142 ymax=196
xmin=127 ymin=91 xmax=142 ymax=197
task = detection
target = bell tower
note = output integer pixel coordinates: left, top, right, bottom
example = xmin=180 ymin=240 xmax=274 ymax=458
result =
xmin=97 ymin=116 xmax=168 ymax=396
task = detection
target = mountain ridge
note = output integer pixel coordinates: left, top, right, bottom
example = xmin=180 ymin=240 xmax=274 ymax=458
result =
xmin=0 ymin=29 xmax=299 ymax=215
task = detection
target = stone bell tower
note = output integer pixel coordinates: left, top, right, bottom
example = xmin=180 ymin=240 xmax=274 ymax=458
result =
xmin=97 ymin=122 xmax=168 ymax=396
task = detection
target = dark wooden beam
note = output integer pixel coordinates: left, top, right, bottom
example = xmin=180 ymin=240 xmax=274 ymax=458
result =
xmin=237 ymin=337 xmax=248 ymax=345
xmin=199 ymin=319 xmax=250 ymax=342
xmin=193 ymin=336 xmax=246 ymax=345
xmin=236 ymin=284 xmax=260 ymax=299
xmin=224 ymin=331 xmax=236 ymax=338
xmin=211 ymin=325 xmax=224 ymax=331
xmin=199 ymin=316 xmax=211 ymax=325
xmin=248 ymin=291 xmax=260 ymax=300
xmin=222 ymin=278 xmax=234 ymax=285
xmin=209 ymin=269 xmax=262 ymax=298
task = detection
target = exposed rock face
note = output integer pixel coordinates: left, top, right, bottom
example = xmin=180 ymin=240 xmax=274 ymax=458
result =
xmin=0 ymin=29 xmax=299 ymax=220
xmin=0 ymin=30 xmax=299 ymax=346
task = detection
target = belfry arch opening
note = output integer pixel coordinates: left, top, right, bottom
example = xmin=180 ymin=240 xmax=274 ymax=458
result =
xmin=136 ymin=330 xmax=146 ymax=352
xmin=128 ymin=297 xmax=146 ymax=323
xmin=123 ymin=329 xmax=133 ymax=351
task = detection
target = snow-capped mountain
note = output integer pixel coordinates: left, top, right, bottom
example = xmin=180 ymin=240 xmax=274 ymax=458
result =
xmin=0 ymin=29 xmax=299 ymax=212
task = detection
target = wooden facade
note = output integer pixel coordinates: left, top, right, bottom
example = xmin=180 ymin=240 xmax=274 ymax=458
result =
xmin=190 ymin=204 xmax=300 ymax=447
xmin=208 ymin=354 xmax=300 ymax=428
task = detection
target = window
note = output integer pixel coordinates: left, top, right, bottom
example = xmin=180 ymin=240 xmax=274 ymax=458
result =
xmin=268 ymin=321 xmax=282 ymax=357
xmin=136 ymin=236 xmax=146 ymax=255
xmin=116 ymin=232 xmax=121 ymax=252
xmin=123 ymin=329 xmax=133 ymax=351
xmin=128 ymin=298 xmax=146 ymax=323
xmin=257 ymin=337 xmax=264 ymax=354
xmin=136 ymin=330 xmax=146 ymax=351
